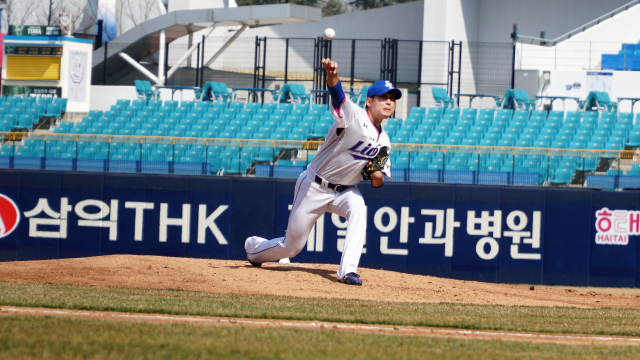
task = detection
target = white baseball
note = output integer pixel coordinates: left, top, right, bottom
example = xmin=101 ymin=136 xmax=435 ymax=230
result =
xmin=324 ymin=28 xmax=335 ymax=40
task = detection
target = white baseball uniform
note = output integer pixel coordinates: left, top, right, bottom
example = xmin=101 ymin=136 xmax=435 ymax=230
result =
xmin=245 ymin=88 xmax=391 ymax=280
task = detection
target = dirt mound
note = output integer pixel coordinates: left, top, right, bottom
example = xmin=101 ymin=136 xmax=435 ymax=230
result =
xmin=0 ymin=255 xmax=638 ymax=309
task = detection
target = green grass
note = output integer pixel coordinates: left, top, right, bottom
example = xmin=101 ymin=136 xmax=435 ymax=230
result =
xmin=1 ymin=281 xmax=640 ymax=337
xmin=1 ymin=316 xmax=640 ymax=360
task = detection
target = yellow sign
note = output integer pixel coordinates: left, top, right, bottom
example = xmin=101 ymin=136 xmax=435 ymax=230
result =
xmin=6 ymin=56 xmax=61 ymax=80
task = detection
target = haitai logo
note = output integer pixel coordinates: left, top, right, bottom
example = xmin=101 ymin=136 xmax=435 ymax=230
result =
xmin=0 ymin=194 xmax=20 ymax=238
xmin=594 ymin=208 xmax=639 ymax=245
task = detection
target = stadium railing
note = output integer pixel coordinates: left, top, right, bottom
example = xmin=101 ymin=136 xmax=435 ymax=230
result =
xmin=1 ymin=131 xmax=637 ymax=190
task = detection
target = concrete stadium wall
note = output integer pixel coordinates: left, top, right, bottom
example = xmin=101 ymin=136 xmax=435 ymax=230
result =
xmin=421 ymin=0 xmax=479 ymax=42
xmin=420 ymin=0 xmax=635 ymax=43
xmin=90 ymin=86 xmax=138 ymax=112
xmin=523 ymin=70 xmax=640 ymax=112
xmin=517 ymin=5 xmax=640 ymax=72
xmin=1 ymin=169 xmax=639 ymax=288
xmin=476 ymin=0 xmax=634 ymax=43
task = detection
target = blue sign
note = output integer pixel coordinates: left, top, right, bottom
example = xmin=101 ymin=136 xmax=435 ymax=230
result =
xmin=0 ymin=169 xmax=639 ymax=288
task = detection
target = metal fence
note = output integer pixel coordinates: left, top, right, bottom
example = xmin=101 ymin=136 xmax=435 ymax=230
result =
xmin=93 ymin=37 xmax=515 ymax=111
xmin=2 ymin=132 xmax=637 ymax=190
xmin=458 ymin=42 xmax=515 ymax=106
xmin=516 ymin=41 xmax=629 ymax=71
xmin=95 ymin=38 xmax=634 ymax=89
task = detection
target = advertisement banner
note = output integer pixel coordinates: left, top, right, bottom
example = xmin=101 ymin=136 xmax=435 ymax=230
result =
xmin=0 ymin=170 xmax=639 ymax=287
xmin=2 ymin=86 xmax=62 ymax=99
xmin=4 ymin=45 xmax=63 ymax=56
xmin=587 ymin=72 xmax=613 ymax=93
xmin=590 ymin=191 xmax=639 ymax=288
xmin=68 ymin=51 xmax=87 ymax=102
xmin=8 ymin=25 xmax=61 ymax=37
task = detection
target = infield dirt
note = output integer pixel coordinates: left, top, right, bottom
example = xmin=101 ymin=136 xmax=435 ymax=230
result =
xmin=0 ymin=255 xmax=638 ymax=309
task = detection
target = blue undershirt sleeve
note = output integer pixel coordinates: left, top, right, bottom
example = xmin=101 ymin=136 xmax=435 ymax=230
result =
xmin=328 ymin=80 xmax=345 ymax=111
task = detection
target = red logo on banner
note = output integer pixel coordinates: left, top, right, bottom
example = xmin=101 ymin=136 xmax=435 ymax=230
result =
xmin=0 ymin=194 xmax=20 ymax=238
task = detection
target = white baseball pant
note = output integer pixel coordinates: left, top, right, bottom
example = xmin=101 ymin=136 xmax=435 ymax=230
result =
xmin=245 ymin=169 xmax=367 ymax=279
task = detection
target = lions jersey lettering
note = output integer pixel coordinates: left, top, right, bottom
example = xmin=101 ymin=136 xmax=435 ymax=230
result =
xmin=347 ymin=141 xmax=381 ymax=161
xmin=308 ymin=96 xmax=391 ymax=186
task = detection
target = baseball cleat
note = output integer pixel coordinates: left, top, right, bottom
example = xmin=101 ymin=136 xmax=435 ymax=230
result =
xmin=338 ymin=272 xmax=362 ymax=285
xmin=247 ymin=256 xmax=262 ymax=268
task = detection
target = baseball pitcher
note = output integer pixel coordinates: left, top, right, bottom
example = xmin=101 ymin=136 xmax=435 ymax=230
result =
xmin=245 ymin=58 xmax=400 ymax=285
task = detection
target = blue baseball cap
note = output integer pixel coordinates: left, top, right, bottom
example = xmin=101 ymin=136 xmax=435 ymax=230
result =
xmin=367 ymin=80 xmax=402 ymax=100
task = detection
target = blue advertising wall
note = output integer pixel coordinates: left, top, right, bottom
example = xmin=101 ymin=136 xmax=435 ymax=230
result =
xmin=0 ymin=169 xmax=639 ymax=288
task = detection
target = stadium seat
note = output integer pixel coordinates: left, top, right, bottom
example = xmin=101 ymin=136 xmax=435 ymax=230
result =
xmin=409 ymin=107 xmax=427 ymax=118
xmin=432 ymin=87 xmax=454 ymax=108
xmin=600 ymin=112 xmax=617 ymax=125
xmin=595 ymin=92 xmax=618 ymax=112
xmin=477 ymin=109 xmax=495 ymax=123
xmin=582 ymin=112 xmax=599 ymax=125
xmin=578 ymin=92 xmax=599 ymax=111
xmin=549 ymin=169 xmax=573 ymax=184
xmin=618 ymin=112 xmax=634 ymax=126
xmin=288 ymin=84 xmax=311 ymax=108
xmin=513 ymin=89 xmax=535 ymax=109
xmin=134 ymin=80 xmax=155 ymax=100
xmin=350 ymin=86 xmax=369 ymax=108
xmin=425 ymin=107 xmax=443 ymax=121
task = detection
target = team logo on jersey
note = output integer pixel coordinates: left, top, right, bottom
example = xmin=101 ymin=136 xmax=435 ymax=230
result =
xmin=0 ymin=194 xmax=20 ymax=238
xmin=347 ymin=141 xmax=380 ymax=160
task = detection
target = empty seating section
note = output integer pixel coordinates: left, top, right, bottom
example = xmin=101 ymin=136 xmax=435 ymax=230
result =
xmin=386 ymin=107 xmax=640 ymax=185
xmin=3 ymin=99 xmax=334 ymax=176
xmin=0 ymin=96 xmax=64 ymax=131
xmin=3 ymin=90 xmax=640 ymax=187
xmin=602 ymin=42 xmax=640 ymax=71
xmin=54 ymin=99 xmax=332 ymax=140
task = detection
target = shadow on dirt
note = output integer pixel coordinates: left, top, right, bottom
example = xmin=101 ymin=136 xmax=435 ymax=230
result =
xmin=229 ymin=262 xmax=337 ymax=282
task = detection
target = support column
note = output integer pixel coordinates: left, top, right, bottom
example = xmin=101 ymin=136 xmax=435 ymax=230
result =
xmin=158 ymin=30 xmax=166 ymax=85
xmin=156 ymin=0 xmax=167 ymax=15
xmin=187 ymin=33 xmax=193 ymax=67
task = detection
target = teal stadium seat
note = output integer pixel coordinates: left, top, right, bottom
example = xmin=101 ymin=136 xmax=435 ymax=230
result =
xmin=350 ymin=85 xmax=369 ymax=108
xmin=134 ymin=80 xmax=155 ymax=100
xmin=432 ymin=88 xmax=454 ymax=108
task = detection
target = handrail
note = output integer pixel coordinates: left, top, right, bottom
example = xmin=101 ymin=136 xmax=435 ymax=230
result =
xmin=0 ymin=131 xmax=631 ymax=157
xmin=516 ymin=0 xmax=640 ymax=47
xmin=2 ymin=131 xmax=634 ymax=189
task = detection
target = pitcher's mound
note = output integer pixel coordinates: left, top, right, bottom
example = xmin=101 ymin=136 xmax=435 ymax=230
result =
xmin=0 ymin=255 xmax=638 ymax=309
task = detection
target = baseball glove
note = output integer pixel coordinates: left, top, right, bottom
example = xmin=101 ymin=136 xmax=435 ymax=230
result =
xmin=361 ymin=146 xmax=389 ymax=181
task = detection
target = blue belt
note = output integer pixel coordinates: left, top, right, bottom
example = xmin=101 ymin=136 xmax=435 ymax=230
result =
xmin=314 ymin=175 xmax=347 ymax=193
